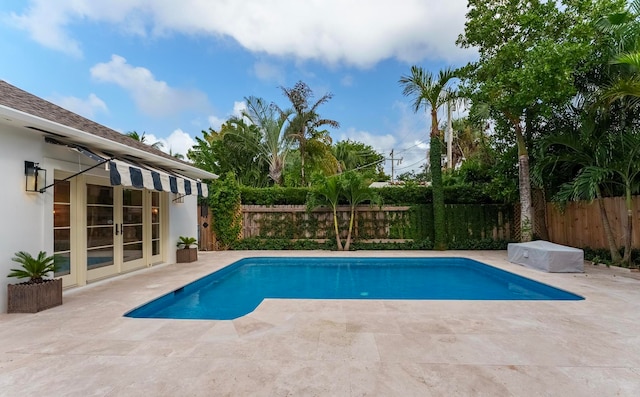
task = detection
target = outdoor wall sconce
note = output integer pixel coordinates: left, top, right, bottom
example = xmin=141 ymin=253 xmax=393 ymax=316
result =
xmin=25 ymin=161 xmax=46 ymax=193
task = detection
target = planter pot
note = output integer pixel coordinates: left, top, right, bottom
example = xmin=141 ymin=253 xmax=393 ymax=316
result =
xmin=176 ymin=248 xmax=198 ymax=263
xmin=8 ymin=278 xmax=63 ymax=313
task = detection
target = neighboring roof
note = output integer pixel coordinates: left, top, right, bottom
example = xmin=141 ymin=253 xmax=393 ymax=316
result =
xmin=369 ymin=181 xmax=430 ymax=188
xmin=0 ymin=80 xmax=216 ymax=180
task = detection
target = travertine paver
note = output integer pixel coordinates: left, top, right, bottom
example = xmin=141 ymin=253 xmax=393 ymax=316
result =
xmin=1 ymin=250 xmax=639 ymax=396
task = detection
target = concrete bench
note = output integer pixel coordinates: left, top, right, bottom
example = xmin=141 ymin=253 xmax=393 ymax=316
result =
xmin=507 ymin=240 xmax=584 ymax=273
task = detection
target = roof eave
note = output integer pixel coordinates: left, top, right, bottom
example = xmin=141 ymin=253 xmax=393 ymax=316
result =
xmin=0 ymin=105 xmax=218 ymax=181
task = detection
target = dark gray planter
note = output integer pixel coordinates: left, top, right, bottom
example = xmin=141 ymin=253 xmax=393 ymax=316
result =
xmin=8 ymin=278 xmax=63 ymax=313
xmin=176 ymin=248 xmax=198 ymax=263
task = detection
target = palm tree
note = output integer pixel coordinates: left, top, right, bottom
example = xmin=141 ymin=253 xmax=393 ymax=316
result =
xmin=232 ymin=96 xmax=294 ymax=185
xmin=307 ymin=174 xmax=344 ymax=250
xmin=168 ymin=148 xmax=185 ymax=160
xmin=539 ymin=106 xmax=640 ymax=266
xmin=333 ymin=140 xmax=385 ymax=176
xmin=598 ymin=0 xmax=640 ymax=104
xmin=280 ymin=81 xmax=340 ymax=185
xmin=340 ymin=172 xmax=379 ymax=251
xmin=126 ymin=131 xmax=164 ymax=150
xmin=8 ymin=251 xmax=58 ymax=284
xmin=399 ymin=66 xmax=457 ymax=250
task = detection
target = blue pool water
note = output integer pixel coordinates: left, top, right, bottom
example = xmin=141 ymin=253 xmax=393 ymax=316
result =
xmin=125 ymin=257 xmax=583 ymax=320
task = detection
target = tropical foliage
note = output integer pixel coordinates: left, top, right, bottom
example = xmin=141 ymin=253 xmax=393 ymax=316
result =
xmin=185 ymin=0 xmax=640 ymax=258
xmin=177 ymin=236 xmax=198 ymax=249
xmin=126 ymin=131 xmax=164 ymax=150
xmin=8 ymin=251 xmax=58 ymax=284
xmin=279 ymin=81 xmax=340 ymax=186
xmin=399 ymin=66 xmax=457 ymax=250
xmin=307 ymin=172 xmax=379 ymax=251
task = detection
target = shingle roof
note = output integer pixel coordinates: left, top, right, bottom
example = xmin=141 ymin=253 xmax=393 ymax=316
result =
xmin=0 ymin=80 xmax=194 ymax=167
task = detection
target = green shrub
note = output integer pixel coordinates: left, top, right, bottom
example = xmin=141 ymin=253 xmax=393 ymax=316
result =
xmin=230 ymin=238 xmax=335 ymax=250
xmin=239 ymin=184 xmax=502 ymax=206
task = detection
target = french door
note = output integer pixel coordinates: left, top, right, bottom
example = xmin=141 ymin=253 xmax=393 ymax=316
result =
xmin=53 ymin=175 xmax=165 ymax=286
xmin=86 ymin=182 xmax=118 ymax=281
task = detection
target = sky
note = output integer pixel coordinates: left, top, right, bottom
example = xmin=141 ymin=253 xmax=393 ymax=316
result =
xmin=0 ymin=0 xmax=475 ymax=177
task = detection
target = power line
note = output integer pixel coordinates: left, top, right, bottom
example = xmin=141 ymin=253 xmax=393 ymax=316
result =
xmin=394 ymin=158 xmax=426 ymax=172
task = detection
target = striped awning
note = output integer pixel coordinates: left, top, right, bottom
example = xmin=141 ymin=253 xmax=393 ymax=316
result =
xmin=44 ymin=138 xmax=209 ymax=198
xmin=108 ymin=159 xmax=208 ymax=198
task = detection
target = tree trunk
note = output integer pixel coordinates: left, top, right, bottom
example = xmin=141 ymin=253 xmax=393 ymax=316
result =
xmin=344 ymin=207 xmax=356 ymax=251
xmin=332 ymin=207 xmax=343 ymax=251
xmin=300 ymin=150 xmax=306 ymax=186
xmin=532 ymin=188 xmax=549 ymax=241
xmin=596 ymin=194 xmax=622 ymax=264
xmin=515 ymin=126 xmax=533 ymax=242
xmin=430 ymin=129 xmax=447 ymax=250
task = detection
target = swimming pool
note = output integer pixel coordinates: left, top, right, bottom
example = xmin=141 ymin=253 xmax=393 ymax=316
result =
xmin=125 ymin=257 xmax=583 ymax=320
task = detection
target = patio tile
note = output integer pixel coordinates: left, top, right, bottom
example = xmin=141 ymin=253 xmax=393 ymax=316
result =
xmin=1 ymin=250 xmax=640 ymax=396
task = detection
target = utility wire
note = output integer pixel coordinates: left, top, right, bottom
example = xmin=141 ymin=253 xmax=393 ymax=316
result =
xmin=394 ymin=158 xmax=426 ymax=172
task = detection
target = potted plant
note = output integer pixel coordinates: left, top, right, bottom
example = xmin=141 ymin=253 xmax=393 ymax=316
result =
xmin=7 ymin=251 xmax=62 ymax=313
xmin=176 ymin=236 xmax=198 ymax=263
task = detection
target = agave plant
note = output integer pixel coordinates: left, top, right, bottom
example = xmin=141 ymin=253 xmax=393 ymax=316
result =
xmin=177 ymin=236 xmax=198 ymax=249
xmin=8 ymin=251 xmax=58 ymax=284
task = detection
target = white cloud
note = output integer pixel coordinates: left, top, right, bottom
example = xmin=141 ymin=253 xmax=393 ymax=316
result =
xmin=336 ymin=100 xmax=432 ymax=176
xmin=49 ymin=93 xmax=108 ymax=118
xmin=232 ymin=101 xmax=246 ymax=117
xmin=8 ymin=1 xmax=83 ymax=57
xmin=340 ymin=75 xmax=354 ymax=87
xmin=154 ymin=129 xmax=195 ymax=158
xmin=253 ymin=61 xmax=285 ymax=84
xmin=11 ymin=0 xmax=473 ymax=65
xmin=207 ymin=115 xmax=225 ymax=131
xmin=90 ymin=54 xmax=209 ymax=117
xmin=206 ymin=100 xmax=247 ymax=131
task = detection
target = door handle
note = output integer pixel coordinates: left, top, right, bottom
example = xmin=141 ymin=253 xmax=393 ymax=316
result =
xmin=115 ymin=223 xmax=119 ymax=235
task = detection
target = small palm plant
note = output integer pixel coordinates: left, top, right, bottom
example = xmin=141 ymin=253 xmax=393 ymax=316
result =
xmin=177 ymin=236 xmax=198 ymax=249
xmin=8 ymin=251 xmax=58 ymax=284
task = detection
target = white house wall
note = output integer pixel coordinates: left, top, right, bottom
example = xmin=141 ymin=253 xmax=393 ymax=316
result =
xmin=0 ymin=123 xmax=201 ymax=313
xmin=168 ymin=194 xmax=199 ymax=264
xmin=0 ymin=125 xmax=49 ymax=312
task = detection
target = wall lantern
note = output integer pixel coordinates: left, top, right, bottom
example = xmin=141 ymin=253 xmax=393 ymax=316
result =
xmin=25 ymin=161 xmax=46 ymax=193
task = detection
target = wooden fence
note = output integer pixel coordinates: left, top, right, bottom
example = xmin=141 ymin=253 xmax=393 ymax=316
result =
xmin=241 ymin=205 xmax=415 ymax=241
xmin=546 ymin=196 xmax=640 ymax=249
xmin=198 ymin=196 xmax=639 ymax=250
xmin=198 ymin=204 xmax=514 ymax=248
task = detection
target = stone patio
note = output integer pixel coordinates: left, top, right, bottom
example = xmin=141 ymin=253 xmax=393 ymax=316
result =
xmin=1 ymin=250 xmax=639 ymax=396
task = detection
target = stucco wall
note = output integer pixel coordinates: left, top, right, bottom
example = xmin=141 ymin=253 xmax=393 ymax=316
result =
xmin=0 ymin=126 xmax=48 ymax=312
xmin=168 ymin=194 xmax=199 ymax=264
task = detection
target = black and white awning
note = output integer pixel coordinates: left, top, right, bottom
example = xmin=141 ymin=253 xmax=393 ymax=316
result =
xmin=108 ymin=159 xmax=208 ymax=198
xmin=44 ymin=138 xmax=208 ymax=197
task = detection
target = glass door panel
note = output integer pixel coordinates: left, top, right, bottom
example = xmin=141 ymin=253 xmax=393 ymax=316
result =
xmin=150 ymin=191 xmax=162 ymax=262
xmin=86 ymin=183 xmax=116 ymax=280
xmin=53 ymin=180 xmax=72 ymax=279
xmin=121 ymin=189 xmax=145 ymax=271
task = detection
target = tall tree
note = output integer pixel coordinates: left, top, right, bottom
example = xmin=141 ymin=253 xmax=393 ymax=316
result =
xmin=333 ymin=140 xmax=386 ymax=178
xmin=280 ymin=81 xmax=340 ymax=185
xmin=399 ymin=66 xmax=456 ymax=250
xmin=599 ymin=0 xmax=640 ymax=103
xmin=539 ymin=106 xmax=640 ymax=265
xmin=456 ymin=0 xmax=621 ymax=241
xmin=233 ymin=96 xmax=294 ymax=185
xmin=187 ymin=123 xmax=269 ymax=187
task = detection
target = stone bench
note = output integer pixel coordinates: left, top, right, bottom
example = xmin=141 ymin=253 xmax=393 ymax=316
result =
xmin=507 ymin=240 xmax=584 ymax=273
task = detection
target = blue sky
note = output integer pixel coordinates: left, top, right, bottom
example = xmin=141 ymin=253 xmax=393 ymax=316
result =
xmin=0 ymin=0 xmax=475 ymax=176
